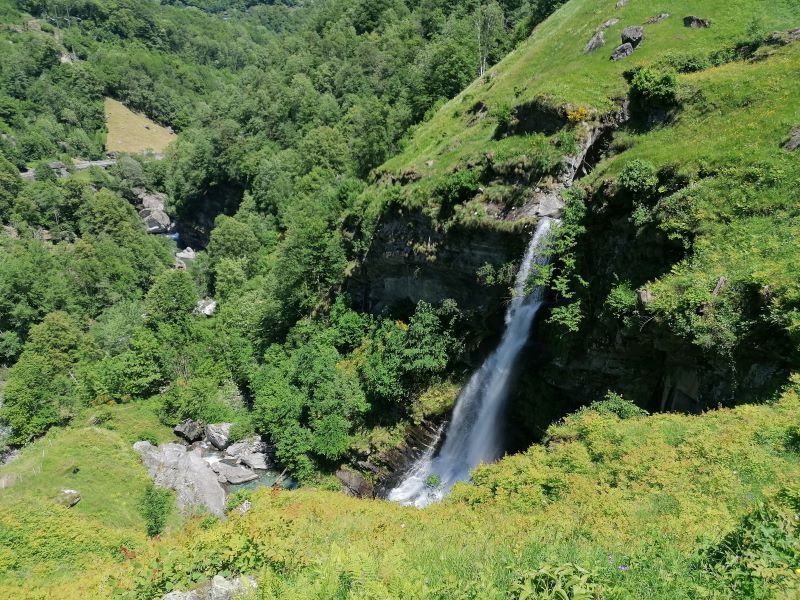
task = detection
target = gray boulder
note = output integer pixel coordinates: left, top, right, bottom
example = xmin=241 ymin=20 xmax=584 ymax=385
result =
xmin=56 ymin=489 xmax=81 ymax=508
xmin=211 ymin=461 xmax=257 ymax=485
xmin=206 ymin=575 xmax=257 ymax=600
xmin=601 ymin=18 xmax=619 ymax=29
xmin=140 ymin=207 xmax=172 ymax=234
xmin=175 ymin=419 xmax=204 ymax=443
xmin=134 ymin=441 xmax=226 ymax=517
xmin=683 ymin=16 xmax=711 ymax=28
xmin=225 ymin=437 xmax=270 ymax=470
xmin=621 ymin=26 xmax=644 ymax=47
xmin=784 ymin=126 xmax=800 ymax=151
xmin=583 ymin=30 xmax=605 ymax=54
xmin=205 ymin=423 xmax=232 ymax=450
xmin=610 ymin=42 xmax=634 ymax=61
xmin=162 ymin=575 xmax=257 ymax=600
xmin=234 ymin=500 xmax=252 ymax=515
xmin=615 ymin=0 xmax=628 ymax=7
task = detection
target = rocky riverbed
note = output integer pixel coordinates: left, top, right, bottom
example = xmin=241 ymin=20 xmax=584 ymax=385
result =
xmin=134 ymin=419 xmax=291 ymax=517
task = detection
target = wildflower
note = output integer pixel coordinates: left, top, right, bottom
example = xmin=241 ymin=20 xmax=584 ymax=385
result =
xmin=618 ymin=565 xmax=629 ymax=571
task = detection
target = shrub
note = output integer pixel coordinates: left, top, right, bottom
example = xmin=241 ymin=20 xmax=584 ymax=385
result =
xmin=630 ymin=67 xmax=678 ymax=107
xmin=512 ymin=563 xmax=603 ymax=599
xmin=698 ymin=489 xmax=800 ymax=598
xmin=580 ymin=392 xmax=648 ymax=420
xmin=138 ymin=484 xmax=173 ymax=537
xmin=618 ymin=159 xmax=659 ymax=195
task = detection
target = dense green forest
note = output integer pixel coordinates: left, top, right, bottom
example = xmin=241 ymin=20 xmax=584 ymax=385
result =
xmin=1 ymin=0 xmax=799 ymax=598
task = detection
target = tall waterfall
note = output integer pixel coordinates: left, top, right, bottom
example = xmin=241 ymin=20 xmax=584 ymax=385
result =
xmin=388 ymin=217 xmax=557 ymax=507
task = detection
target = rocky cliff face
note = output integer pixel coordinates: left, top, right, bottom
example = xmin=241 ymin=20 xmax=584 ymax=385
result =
xmin=348 ymin=207 xmax=527 ymax=325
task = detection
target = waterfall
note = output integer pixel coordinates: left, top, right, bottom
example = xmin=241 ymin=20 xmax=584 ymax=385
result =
xmin=388 ymin=217 xmax=557 ymax=507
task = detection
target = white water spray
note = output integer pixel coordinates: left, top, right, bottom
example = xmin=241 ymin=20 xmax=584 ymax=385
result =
xmin=388 ymin=217 xmax=557 ymax=507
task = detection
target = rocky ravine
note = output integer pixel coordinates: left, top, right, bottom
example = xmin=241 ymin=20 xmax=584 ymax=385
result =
xmin=134 ymin=420 xmax=275 ymax=517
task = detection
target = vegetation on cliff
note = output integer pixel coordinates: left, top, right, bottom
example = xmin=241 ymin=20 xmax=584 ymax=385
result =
xmin=0 ymin=0 xmax=799 ymax=597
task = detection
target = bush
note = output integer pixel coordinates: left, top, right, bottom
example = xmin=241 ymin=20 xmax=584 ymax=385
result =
xmin=512 ymin=563 xmax=603 ymax=599
xmin=618 ymin=159 xmax=659 ymax=195
xmin=580 ymin=392 xmax=648 ymax=420
xmin=698 ymin=489 xmax=800 ymax=598
xmin=630 ymin=67 xmax=678 ymax=107
xmin=138 ymin=484 xmax=172 ymax=537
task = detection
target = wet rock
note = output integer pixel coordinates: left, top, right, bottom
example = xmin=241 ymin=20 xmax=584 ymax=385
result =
xmin=684 ymin=16 xmax=711 ymax=28
xmin=337 ymin=469 xmax=374 ymax=498
xmin=225 ymin=437 xmax=270 ymax=470
xmin=645 ymin=13 xmax=670 ymax=24
xmin=584 ymin=30 xmax=605 ymax=54
xmin=174 ymin=419 xmax=204 ymax=443
xmin=56 ymin=489 xmax=81 ymax=508
xmin=194 ymin=298 xmax=217 ymax=317
xmin=610 ymin=42 xmax=634 ymax=61
xmin=134 ymin=441 xmax=226 ymax=517
xmin=211 ymin=461 xmax=257 ymax=485
xmin=205 ymin=423 xmax=232 ymax=450
xmin=784 ymin=126 xmax=800 ymax=151
xmin=621 ymin=26 xmax=644 ymax=47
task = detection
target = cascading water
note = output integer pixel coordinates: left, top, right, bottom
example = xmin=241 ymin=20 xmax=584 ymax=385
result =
xmin=388 ymin=217 xmax=558 ymax=507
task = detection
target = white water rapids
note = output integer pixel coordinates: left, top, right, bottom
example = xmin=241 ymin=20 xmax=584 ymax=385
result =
xmin=388 ymin=217 xmax=558 ymax=507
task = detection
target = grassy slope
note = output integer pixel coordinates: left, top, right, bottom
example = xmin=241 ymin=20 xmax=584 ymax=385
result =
xmin=66 ymin=381 xmax=800 ymax=599
xmin=104 ymin=98 xmax=177 ymax=154
xmin=0 ymin=403 xmax=177 ymax=596
xmin=384 ymin=0 xmax=798 ymax=178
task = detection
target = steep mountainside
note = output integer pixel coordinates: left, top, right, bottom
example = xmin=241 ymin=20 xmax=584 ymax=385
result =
xmin=1 ymin=0 xmax=800 ymax=598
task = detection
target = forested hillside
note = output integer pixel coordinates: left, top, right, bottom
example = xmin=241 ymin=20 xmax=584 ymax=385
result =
xmin=1 ymin=0 xmax=799 ymax=598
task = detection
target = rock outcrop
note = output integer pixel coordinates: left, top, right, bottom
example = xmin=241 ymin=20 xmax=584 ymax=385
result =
xmin=174 ymin=419 xmax=204 ymax=443
xmin=584 ymin=30 xmax=605 ymax=54
xmin=134 ymin=441 xmax=226 ymax=517
xmin=683 ymin=16 xmax=711 ymax=28
xmin=610 ymin=42 xmax=634 ymax=61
xmin=621 ymin=26 xmax=644 ymax=47
xmin=336 ymin=469 xmax=374 ymax=498
xmin=784 ymin=126 xmax=800 ymax=151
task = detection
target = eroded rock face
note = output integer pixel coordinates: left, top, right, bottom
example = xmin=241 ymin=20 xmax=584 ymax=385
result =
xmin=205 ymin=423 xmax=232 ymax=450
xmin=336 ymin=469 xmax=374 ymax=498
xmin=174 ymin=419 xmax=204 ymax=443
xmin=134 ymin=441 xmax=226 ymax=517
